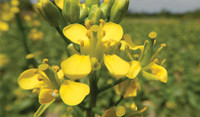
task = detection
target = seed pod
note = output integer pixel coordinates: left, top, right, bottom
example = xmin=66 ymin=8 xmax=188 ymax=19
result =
xmin=110 ymin=0 xmax=129 ymax=23
xmin=62 ymin=0 xmax=80 ymax=24
xmin=85 ymin=0 xmax=100 ymax=8
xmin=40 ymin=0 xmax=60 ymax=26
xmin=88 ymin=5 xmax=104 ymax=25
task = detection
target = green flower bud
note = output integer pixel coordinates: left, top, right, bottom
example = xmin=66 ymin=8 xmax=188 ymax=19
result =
xmin=85 ymin=0 xmax=100 ymax=8
xmin=88 ymin=5 xmax=104 ymax=25
xmin=79 ymin=4 xmax=89 ymax=23
xmin=62 ymin=0 xmax=80 ymax=24
xmin=110 ymin=0 xmax=129 ymax=23
xmin=39 ymin=0 xmax=60 ymax=26
xmin=100 ymin=0 xmax=114 ymax=20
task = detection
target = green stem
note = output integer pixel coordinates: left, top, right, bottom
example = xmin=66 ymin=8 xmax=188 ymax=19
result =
xmin=55 ymin=26 xmax=71 ymax=45
xmin=98 ymin=77 xmax=128 ymax=94
xmin=15 ymin=13 xmax=38 ymax=67
xmin=87 ymin=72 xmax=98 ymax=117
xmin=114 ymin=96 xmax=123 ymax=106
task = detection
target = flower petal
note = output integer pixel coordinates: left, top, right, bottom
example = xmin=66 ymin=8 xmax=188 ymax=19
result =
xmin=104 ymin=54 xmax=130 ymax=78
xmin=61 ymin=54 xmax=92 ymax=79
xmin=63 ymin=24 xmax=89 ymax=45
xmin=60 ymin=80 xmax=90 ymax=106
xmin=150 ymin=63 xmax=168 ymax=83
xmin=101 ymin=22 xmax=123 ymax=42
xmin=123 ymin=78 xmax=140 ymax=98
xmin=142 ymin=63 xmax=168 ymax=83
xmin=39 ymin=89 xmax=55 ymax=104
xmin=55 ymin=0 xmax=64 ymax=9
xmin=18 ymin=69 xmax=40 ymax=90
xmin=126 ymin=61 xmax=141 ymax=79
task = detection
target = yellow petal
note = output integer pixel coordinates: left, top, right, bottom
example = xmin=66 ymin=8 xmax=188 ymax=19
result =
xmin=104 ymin=54 xmax=130 ymax=78
xmin=57 ymin=69 xmax=64 ymax=80
xmin=101 ymin=22 xmax=123 ymax=42
xmin=127 ymin=61 xmax=141 ymax=79
xmin=123 ymin=78 xmax=140 ymax=98
xmin=61 ymin=54 xmax=92 ymax=79
xmin=18 ymin=69 xmax=40 ymax=90
xmin=142 ymin=63 xmax=168 ymax=83
xmin=39 ymin=89 xmax=55 ymax=104
xmin=60 ymin=80 xmax=90 ymax=106
xmin=102 ymin=107 xmax=117 ymax=117
xmin=63 ymin=24 xmax=89 ymax=45
xmin=55 ymin=0 xmax=64 ymax=9
xmin=150 ymin=63 xmax=168 ymax=83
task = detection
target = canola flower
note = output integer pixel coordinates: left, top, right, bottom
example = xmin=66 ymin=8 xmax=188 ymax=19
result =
xmin=61 ymin=20 xmax=131 ymax=79
xmin=14 ymin=0 xmax=169 ymax=116
xmin=18 ymin=59 xmax=90 ymax=106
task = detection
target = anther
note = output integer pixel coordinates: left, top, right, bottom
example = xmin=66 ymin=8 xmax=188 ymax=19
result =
xmin=52 ymin=65 xmax=60 ymax=73
xmin=86 ymin=30 xmax=91 ymax=39
xmin=153 ymin=58 xmax=159 ymax=64
xmin=99 ymin=19 xmax=105 ymax=27
xmin=85 ymin=20 xmax=91 ymax=29
xmin=161 ymin=43 xmax=166 ymax=48
xmin=42 ymin=59 xmax=48 ymax=64
xmin=37 ymin=74 xmax=43 ymax=81
xmin=102 ymin=30 xmax=106 ymax=37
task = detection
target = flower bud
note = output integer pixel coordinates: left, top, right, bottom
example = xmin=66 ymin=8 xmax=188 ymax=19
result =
xmin=110 ymin=0 xmax=129 ymax=23
xmin=88 ymin=5 xmax=104 ymax=25
xmin=100 ymin=0 xmax=114 ymax=18
xmin=79 ymin=4 xmax=89 ymax=23
xmin=85 ymin=0 xmax=100 ymax=8
xmin=39 ymin=0 xmax=60 ymax=26
xmin=62 ymin=0 xmax=80 ymax=24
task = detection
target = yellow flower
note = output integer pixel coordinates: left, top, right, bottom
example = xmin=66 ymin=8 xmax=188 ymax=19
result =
xmin=0 ymin=54 xmax=10 ymax=67
xmin=61 ymin=21 xmax=130 ymax=79
xmin=114 ymin=78 xmax=140 ymax=98
xmin=18 ymin=67 xmax=90 ymax=106
xmin=0 ymin=21 xmax=9 ymax=32
xmin=142 ymin=62 xmax=168 ymax=83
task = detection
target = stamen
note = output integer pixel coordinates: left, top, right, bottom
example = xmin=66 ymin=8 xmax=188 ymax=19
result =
xmin=153 ymin=58 xmax=159 ymax=64
xmin=42 ymin=59 xmax=48 ymax=64
xmin=99 ymin=19 xmax=105 ymax=27
xmin=101 ymin=30 xmax=106 ymax=37
xmin=161 ymin=43 xmax=166 ymax=48
xmin=52 ymin=65 xmax=60 ymax=73
xmin=85 ymin=20 xmax=91 ymax=29
xmin=86 ymin=30 xmax=91 ymax=39
xmin=37 ymin=74 xmax=43 ymax=81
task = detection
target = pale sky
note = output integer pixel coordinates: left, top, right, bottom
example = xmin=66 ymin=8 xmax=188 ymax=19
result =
xmin=129 ymin=0 xmax=200 ymax=13
xmin=29 ymin=0 xmax=200 ymax=13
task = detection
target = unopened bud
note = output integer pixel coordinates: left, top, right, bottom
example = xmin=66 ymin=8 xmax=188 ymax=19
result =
xmin=85 ymin=0 xmax=100 ymax=8
xmin=100 ymin=0 xmax=114 ymax=18
xmin=110 ymin=0 xmax=129 ymax=23
xmin=40 ymin=0 xmax=60 ymax=26
xmin=62 ymin=0 xmax=80 ymax=24
xmin=79 ymin=5 xmax=89 ymax=23
xmin=88 ymin=5 xmax=104 ymax=25
xmin=67 ymin=44 xmax=79 ymax=55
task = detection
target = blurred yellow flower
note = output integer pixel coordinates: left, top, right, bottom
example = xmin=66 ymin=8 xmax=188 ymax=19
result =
xmin=0 ymin=54 xmax=10 ymax=67
xmin=0 ymin=21 xmax=9 ymax=32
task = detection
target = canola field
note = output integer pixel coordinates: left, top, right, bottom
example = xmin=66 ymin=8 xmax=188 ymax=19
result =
xmin=1 ymin=16 xmax=200 ymax=117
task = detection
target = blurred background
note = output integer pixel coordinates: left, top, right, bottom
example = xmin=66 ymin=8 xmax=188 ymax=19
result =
xmin=0 ymin=0 xmax=200 ymax=117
